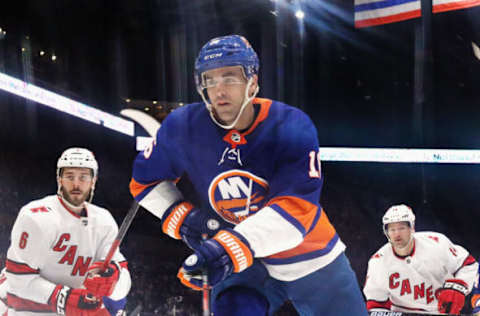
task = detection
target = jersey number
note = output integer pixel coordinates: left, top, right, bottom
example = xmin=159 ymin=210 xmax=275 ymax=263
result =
xmin=308 ymin=150 xmax=322 ymax=178
xmin=19 ymin=232 xmax=29 ymax=249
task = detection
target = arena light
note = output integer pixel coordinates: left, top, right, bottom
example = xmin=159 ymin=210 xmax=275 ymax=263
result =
xmin=134 ymin=137 xmax=480 ymax=163
xmin=0 ymin=71 xmax=134 ymax=136
xmin=319 ymin=147 xmax=480 ymax=163
xmin=295 ymin=10 xmax=305 ymax=19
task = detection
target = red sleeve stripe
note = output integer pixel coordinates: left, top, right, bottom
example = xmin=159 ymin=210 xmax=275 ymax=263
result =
xmin=462 ymin=254 xmax=477 ymax=267
xmin=5 ymin=259 xmax=39 ymax=275
xmin=454 ymin=255 xmax=477 ymax=277
xmin=366 ymin=299 xmax=392 ymax=310
xmin=7 ymin=293 xmax=52 ymax=313
xmin=119 ymin=261 xmax=128 ymax=269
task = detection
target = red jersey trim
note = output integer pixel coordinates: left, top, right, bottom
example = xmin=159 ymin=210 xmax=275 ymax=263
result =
xmin=5 ymin=259 xmax=39 ymax=275
xmin=366 ymin=299 xmax=392 ymax=310
xmin=57 ymin=196 xmax=86 ymax=219
xmin=7 ymin=293 xmax=52 ymax=313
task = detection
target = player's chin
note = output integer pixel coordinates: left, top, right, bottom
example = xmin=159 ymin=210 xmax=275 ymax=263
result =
xmin=394 ymin=242 xmax=408 ymax=249
xmin=216 ymin=113 xmax=235 ymax=125
xmin=66 ymin=192 xmax=88 ymax=205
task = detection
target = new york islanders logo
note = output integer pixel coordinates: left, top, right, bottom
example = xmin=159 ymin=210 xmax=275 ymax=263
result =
xmin=208 ymin=170 xmax=269 ymax=224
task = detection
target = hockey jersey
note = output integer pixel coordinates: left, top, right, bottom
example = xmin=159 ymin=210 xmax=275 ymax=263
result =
xmin=130 ymin=97 xmax=345 ymax=281
xmin=6 ymin=195 xmax=129 ymax=316
xmin=364 ymin=232 xmax=478 ymax=313
xmin=471 ymin=262 xmax=480 ymax=314
xmin=0 ymin=268 xmax=6 ymax=316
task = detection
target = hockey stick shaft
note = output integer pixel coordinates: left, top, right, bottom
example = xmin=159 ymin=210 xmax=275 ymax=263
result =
xmin=101 ymin=200 xmax=140 ymax=271
xmin=201 ymin=234 xmax=210 ymax=316
xmin=202 ymin=277 xmax=210 ymax=316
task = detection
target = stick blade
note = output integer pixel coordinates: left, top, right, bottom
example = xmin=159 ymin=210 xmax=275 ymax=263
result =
xmin=120 ymin=109 xmax=161 ymax=137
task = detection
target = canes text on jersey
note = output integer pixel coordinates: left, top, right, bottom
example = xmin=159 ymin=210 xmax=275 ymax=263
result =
xmin=53 ymin=233 xmax=92 ymax=276
xmin=389 ymin=272 xmax=435 ymax=304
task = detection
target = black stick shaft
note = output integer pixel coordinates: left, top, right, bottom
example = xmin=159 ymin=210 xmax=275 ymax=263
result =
xmin=102 ymin=200 xmax=140 ymax=270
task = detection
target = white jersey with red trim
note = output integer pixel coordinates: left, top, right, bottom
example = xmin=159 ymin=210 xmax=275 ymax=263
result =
xmin=363 ymin=231 xmax=478 ymax=314
xmin=5 ymin=195 xmax=129 ymax=316
xmin=0 ymin=268 xmax=7 ymax=316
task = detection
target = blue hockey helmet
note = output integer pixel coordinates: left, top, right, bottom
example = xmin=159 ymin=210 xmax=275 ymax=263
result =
xmin=194 ymin=35 xmax=259 ymax=90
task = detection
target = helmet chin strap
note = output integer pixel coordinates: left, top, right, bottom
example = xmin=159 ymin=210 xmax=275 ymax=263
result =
xmin=200 ymin=77 xmax=260 ymax=130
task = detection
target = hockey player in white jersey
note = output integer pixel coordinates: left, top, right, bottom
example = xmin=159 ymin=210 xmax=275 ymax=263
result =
xmin=0 ymin=268 xmax=7 ymax=316
xmin=363 ymin=204 xmax=478 ymax=315
xmin=5 ymin=148 xmax=131 ymax=316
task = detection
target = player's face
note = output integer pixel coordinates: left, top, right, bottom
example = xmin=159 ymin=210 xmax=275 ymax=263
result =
xmin=58 ymin=167 xmax=96 ymax=206
xmin=387 ymin=222 xmax=413 ymax=250
xmin=204 ymin=66 xmax=257 ymax=129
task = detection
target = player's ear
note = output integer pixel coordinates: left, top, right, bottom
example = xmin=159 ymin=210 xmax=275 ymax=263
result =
xmin=91 ymin=177 xmax=97 ymax=189
xmin=249 ymin=75 xmax=258 ymax=97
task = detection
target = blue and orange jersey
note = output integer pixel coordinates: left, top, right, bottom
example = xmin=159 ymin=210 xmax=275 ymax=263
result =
xmin=472 ymin=263 xmax=480 ymax=314
xmin=130 ymin=98 xmax=345 ymax=281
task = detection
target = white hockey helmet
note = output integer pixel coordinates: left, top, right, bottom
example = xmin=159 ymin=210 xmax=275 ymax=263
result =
xmin=56 ymin=147 xmax=98 ymax=203
xmin=382 ymin=204 xmax=415 ymax=237
xmin=56 ymin=147 xmax=98 ymax=178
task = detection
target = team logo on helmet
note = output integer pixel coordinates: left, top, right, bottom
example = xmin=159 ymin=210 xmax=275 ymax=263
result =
xmin=208 ymin=170 xmax=268 ymax=224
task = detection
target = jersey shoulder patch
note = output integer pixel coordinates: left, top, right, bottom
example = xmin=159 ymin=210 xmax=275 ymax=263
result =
xmin=371 ymin=252 xmax=383 ymax=259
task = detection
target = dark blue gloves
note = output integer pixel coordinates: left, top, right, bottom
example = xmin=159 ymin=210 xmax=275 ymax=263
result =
xmin=161 ymin=201 xmax=222 ymax=250
xmin=177 ymin=229 xmax=254 ymax=290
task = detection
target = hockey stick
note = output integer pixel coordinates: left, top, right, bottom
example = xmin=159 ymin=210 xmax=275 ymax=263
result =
xmin=85 ymin=109 xmax=160 ymax=300
xmin=85 ymin=200 xmax=140 ymax=301
xmin=120 ymin=108 xmax=212 ymax=314
xmin=101 ymin=200 xmax=140 ymax=270
xmin=120 ymin=108 xmax=161 ymax=138
xmin=202 ymin=270 xmax=210 ymax=316
xmin=201 ymin=234 xmax=210 ymax=316
xmin=96 ymin=109 xmax=161 ymax=271
xmin=98 ymin=108 xmax=159 ymax=271
xmin=473 ymin=41 xmax=480 ymax=61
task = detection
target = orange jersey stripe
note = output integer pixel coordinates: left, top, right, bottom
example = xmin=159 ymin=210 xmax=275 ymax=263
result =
xmin=472 ymin=294 xmax=480 ymax=310
xmin=129 ymin=178 xmax=160 ymax=198
xmin=267 ymin=196 xmax=318 ymax=233
xmin=242 ymin=98 xmax=272 ymax=136
xmin=266 ymin=208 xmax=337 ymax=259
xmin=216 ymin=194 xmax=265 ymax=210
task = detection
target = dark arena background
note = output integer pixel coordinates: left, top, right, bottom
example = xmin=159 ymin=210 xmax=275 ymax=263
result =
xmin=1 ymin=0 xmax=479 ymax=315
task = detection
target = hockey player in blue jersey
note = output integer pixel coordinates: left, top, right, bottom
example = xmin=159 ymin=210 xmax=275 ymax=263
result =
xmin=129 ymin=34 xmax=367 ymax=315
